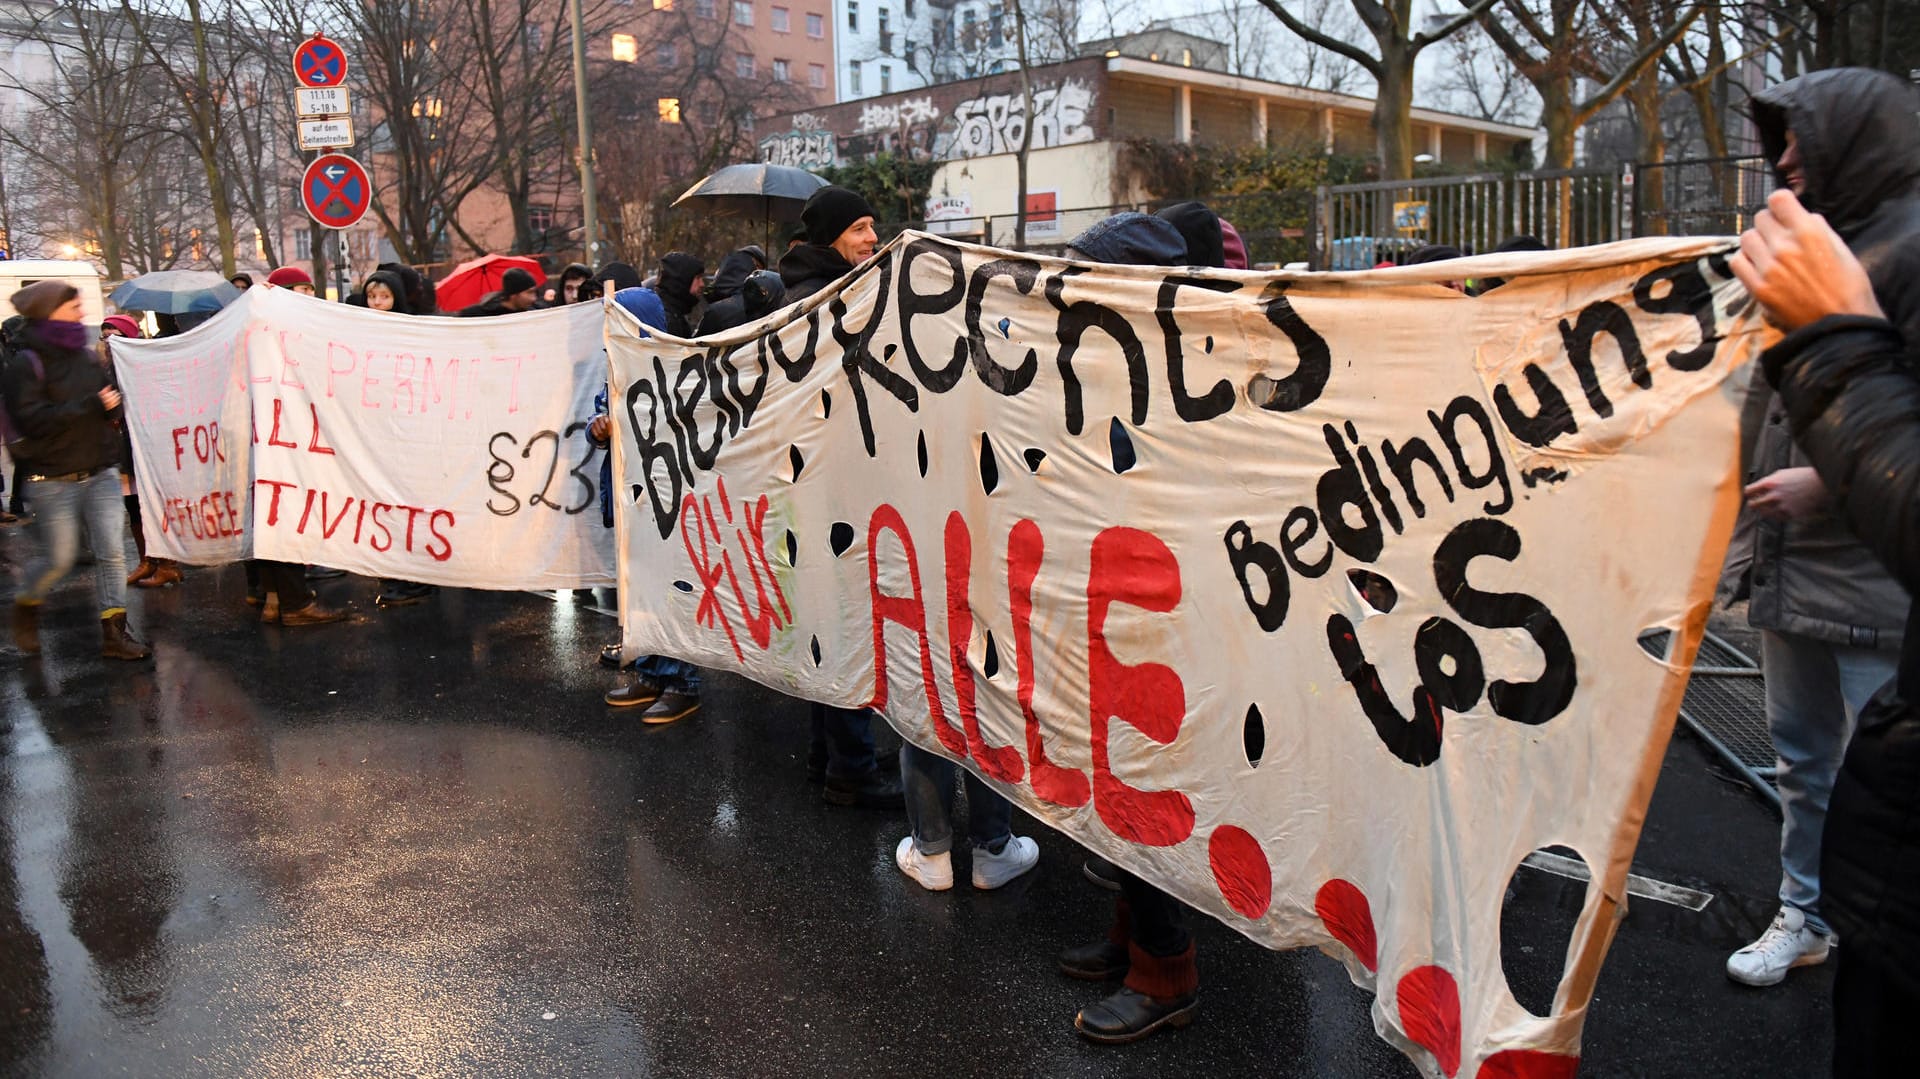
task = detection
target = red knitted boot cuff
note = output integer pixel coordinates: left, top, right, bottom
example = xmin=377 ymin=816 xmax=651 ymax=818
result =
xmin=1123 ymin=941 xmax=1198 ymax=1001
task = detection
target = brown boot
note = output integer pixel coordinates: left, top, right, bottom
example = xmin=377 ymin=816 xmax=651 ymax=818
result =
xmin=100 ymin=611 xmax=152 ymax=660
xmin=279 ymin=598 xmax=348 ymax=626
xmin=127 ymin=558 xmax=155 ymax=586
xmin=137 ymin=560 xmax=182 ymax=588
xmin=13 ymin=601 xmax=40 ymax=655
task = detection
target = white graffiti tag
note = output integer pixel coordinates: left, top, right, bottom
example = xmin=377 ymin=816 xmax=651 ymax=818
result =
xmin=857 ymin=96 xmax=941 ymax=134
xmin=938 ymin=79 xmax=1095 ymax=159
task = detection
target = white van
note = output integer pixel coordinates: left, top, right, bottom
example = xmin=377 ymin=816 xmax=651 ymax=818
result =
xmin=0 ymin=260 xmax=106 ymax=324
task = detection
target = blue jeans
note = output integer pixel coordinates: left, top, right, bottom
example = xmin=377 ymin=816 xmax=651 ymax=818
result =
xmin=810 ymin=704 xmax=879 ymax=779
xmin=901 ymin=743 xmax=1012 ymax=856
xmin=1762 ymin=629 xmax=1899 ymax=935
xmin=20 ymin=469 xmax=128 ymax=613
xmin=634 ymin=655 xmax=701 ymax=694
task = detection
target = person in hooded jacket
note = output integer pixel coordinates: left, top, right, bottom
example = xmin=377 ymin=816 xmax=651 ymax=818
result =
xmin=653 ymin=253 xmax=706 ymax=337
xmin=1052 ymin=210 xmax=1204 ymax=1045
xmin=1719 ymin=67 xmax=1920 ymax=989
xmin=700 ymin=249 xmax=760 ymax=309
xmin=1 ymin=282 xmax=151 ymax=660
xmin=1729 ymin=186 xmax=1920 ymax=1077
xmin=592 ymin=286 xmax=705 ymax=724
xmin=774 ymin=186 xmax=901 ymax=807
xmin=696 ymin=270 xmax=789 ymax=336
xmin=779 ymin=186 xmax=879 ymax=302
xmin=551 ymin=262 xmax=593 ymax=306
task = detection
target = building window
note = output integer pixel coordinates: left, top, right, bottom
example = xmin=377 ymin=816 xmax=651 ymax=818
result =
xmin=879 ymin=62 xmax=891 ymax=93
xmin=653 ymin=0 xmax=673 ymax=7
xmin=807 ymin=11 xmax=823 ymax=37
xmin=733 ymin=0 xmax=753 ymax=25
xmin=528 ymin=206 xmax=555 ymax=236
xmin=809 ymin=62 xmax=826 ymax=87
xmin=848 ymin=60 xmax=861 ymax=94
xmin=657 ymin=41 xmax=677 ymax=65
xmin=847 ymin=0 xmax=858 ymax=31
xmin=735 ymin=52 xmax=755 ymax=77
xmin=657 ymin=97 xmax=681 ymax=123
xmin=771 ymin=5 xmax=789 ymax=31
xmin=525 ymin=24 xmax=543 ymax=50
xmin=772 ymin=58 xmax=790 ymax=81
xmin=694 ymin=0 xmax=715 ymax=15
xmin=295 ymin=231 xmax=313 ymax=260
xmin=610 ymin=33 xmax=638 ymax=62
xmin=879 ymin=6 xmax=892 ymax=52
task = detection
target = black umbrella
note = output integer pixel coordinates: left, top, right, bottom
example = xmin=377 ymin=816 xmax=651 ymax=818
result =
xmin=672 ymin=163 xmax=829 ymax=247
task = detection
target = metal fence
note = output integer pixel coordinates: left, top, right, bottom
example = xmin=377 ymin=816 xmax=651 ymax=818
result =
xmin=1628 ymin=155 xmax=1773 ymax=238
xmin=1312 ymin=166 xmax=1628 ymax=269
xmin=875 ymin=155 xmax=1775 ymax=270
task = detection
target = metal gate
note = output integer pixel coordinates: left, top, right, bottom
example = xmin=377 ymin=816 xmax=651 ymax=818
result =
xmin=1313 ymin=166 xmax=1627 ymax=269
xmin=1628 ymin=155 xmax=1773 ymax=237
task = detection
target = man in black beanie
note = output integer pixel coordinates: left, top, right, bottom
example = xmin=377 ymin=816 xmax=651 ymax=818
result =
xmin=458 ymin=267 xmax=541 ymax=317
xmin=778 ymin=185 xmax=879 ymax=302
xmin=654 ymin=252 xmax=706 ymax=336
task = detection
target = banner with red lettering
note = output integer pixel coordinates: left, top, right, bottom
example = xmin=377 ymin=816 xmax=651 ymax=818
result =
xmin=606 ymin=231 xmax=1764 ymax=1077
xmin=114 ymin=288 xmax=616 ymax=588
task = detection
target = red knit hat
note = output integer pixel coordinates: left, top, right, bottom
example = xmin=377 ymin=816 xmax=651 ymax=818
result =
xmin=1219 ymin=219 xmax=1248 ymax=270
xmin=266 ymin=266 xmax=313 ymax=288
xmin=101 ymin=315 xmax=143 ymax=339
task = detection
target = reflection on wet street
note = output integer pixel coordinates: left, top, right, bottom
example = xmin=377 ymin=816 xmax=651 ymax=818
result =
xmin=2 ymin=562 xmax=1830 ymax=1077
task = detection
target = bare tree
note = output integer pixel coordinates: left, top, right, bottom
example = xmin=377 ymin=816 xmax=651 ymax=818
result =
xmin=118 ymin=0 xmax=256 ymax=276
xmin=1258 ymin=0 xmax=1503 ymax=180
xmin=1429 ymin=19 xmax=1535 ymax=124
xmin=1475 ymin=0 xmax=1704 ymax=170
xmin=1 ymin=0 xmax=167 ymax=276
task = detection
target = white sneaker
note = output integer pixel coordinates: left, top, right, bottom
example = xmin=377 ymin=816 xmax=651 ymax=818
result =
xmin=972 ymin=835 xmax=1040 ymax=890
xmin=1727 ymin=906 xmax=1835 ymax=986
xmin=895 ymin=836 xmax=953 ymax=891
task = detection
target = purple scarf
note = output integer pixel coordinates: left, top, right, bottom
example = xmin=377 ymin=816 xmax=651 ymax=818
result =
xmin=35 ymin=320 xmax=91 ymax=351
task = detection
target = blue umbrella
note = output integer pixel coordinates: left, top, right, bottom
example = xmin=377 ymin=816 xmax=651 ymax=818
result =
xmin=109 ymin=270 xmax=243 ymax=314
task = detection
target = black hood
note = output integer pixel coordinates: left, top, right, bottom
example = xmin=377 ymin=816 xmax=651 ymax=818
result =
xmin=1753 ymin=68 xmax=1920 ymax=237
xmin=704 ymin=250 xmax=760 ymax=303
xmin=656 ymin=252 xmax=704 ymax=313
xmin=778 ymin=243 xmax=855 ymax=292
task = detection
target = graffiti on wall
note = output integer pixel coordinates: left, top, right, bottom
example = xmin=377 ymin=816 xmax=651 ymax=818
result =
xmin=858 ymin=96 xmax=941 ymax=135
xmin=759 ymin=130 xmax=838 ymax=170
xmin=936 ymin=79 xmax=1097 ymax=159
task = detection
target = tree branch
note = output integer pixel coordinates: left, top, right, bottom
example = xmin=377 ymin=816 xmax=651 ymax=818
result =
xmin=1573 ymin=1 xmax=1706 ymax=123
xmin=1412 ymin=0 xmax=1502 ymax=53
xmin=1255 ymin=0 xmax=1384 ymax=76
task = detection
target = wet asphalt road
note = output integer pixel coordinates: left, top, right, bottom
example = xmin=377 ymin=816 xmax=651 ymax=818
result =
xmin=1 ymin=540 xmax=1828 ymax=1078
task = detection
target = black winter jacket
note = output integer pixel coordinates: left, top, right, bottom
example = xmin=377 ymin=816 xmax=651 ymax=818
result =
xmin=1767 ymin=314 xmax=1920 ymax=998
xmin=0 ymin=323 xmax=121 ymax=476
xmin=777 ymin=243 xmax=855 ymax=302
xmin=1721 ymin=68 xmax=1920 ymax=648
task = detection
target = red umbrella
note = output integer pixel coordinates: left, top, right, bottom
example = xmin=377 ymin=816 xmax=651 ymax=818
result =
xmin=433 ymin=254 xmax=547 ymax=313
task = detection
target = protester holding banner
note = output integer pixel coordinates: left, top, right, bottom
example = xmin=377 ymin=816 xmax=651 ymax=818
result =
xmin=103 ymin=316 xmax=180 ymax=591
xmin=778 ymin=186 xmax=878 ymax=302
xmin=265 ymin=267 xmax=316 ymax=296
xmin=1721 ymin=67 xmax=1920 ymax=989
xmin=599 ymin=285 xmax=705 ymax=724
xmin=2 ymin=282 xmax=150 ymax=660
xmin=1730 ymin=186 xmax=1920 ymax=1079
xmin=1050 ymin=208 xmax=1208 ymax=1043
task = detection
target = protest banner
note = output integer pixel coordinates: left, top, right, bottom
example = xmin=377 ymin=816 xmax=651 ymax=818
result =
xmin=114 ymin=288 xmax=617 ymax=589
xmin=606 ymin=231 xmax=1765 ymax=1077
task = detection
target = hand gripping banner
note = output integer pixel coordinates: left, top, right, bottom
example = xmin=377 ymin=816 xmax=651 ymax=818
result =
xmin=613 ymin=231 xmax=1760 ymax=1076
xmin=113 ymin=288 xmax=617 ymax=589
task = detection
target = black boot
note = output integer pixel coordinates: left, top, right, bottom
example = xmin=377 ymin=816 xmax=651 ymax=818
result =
xmin=100 ymin=612 xmax=152 ymax=661
xmin=823 ymin=769 xmax=905 ymax=809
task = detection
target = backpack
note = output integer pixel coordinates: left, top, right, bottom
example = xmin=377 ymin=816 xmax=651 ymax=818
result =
xmin=0 ymin=346 xmax=45 ymax=449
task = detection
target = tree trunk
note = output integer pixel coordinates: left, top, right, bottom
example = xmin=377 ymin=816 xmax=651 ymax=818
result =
xmin=1372 ymin=51 xmax=1417 ymax=182
xmin=1629 ymin=74 xmax=1666 ymax=235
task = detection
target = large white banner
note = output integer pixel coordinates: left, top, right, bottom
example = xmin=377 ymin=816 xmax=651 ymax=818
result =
xmin=115 ymin=288 xmax=616 ymax=589
xmin=608 ymin=232 xmax=1762 ymax=1077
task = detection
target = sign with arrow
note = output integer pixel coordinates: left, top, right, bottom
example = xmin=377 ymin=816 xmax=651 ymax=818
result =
xmin=301 ymin=153 xmax=371 ymax=230
xmin=292 ymin=34 xmax=348 ymax=88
